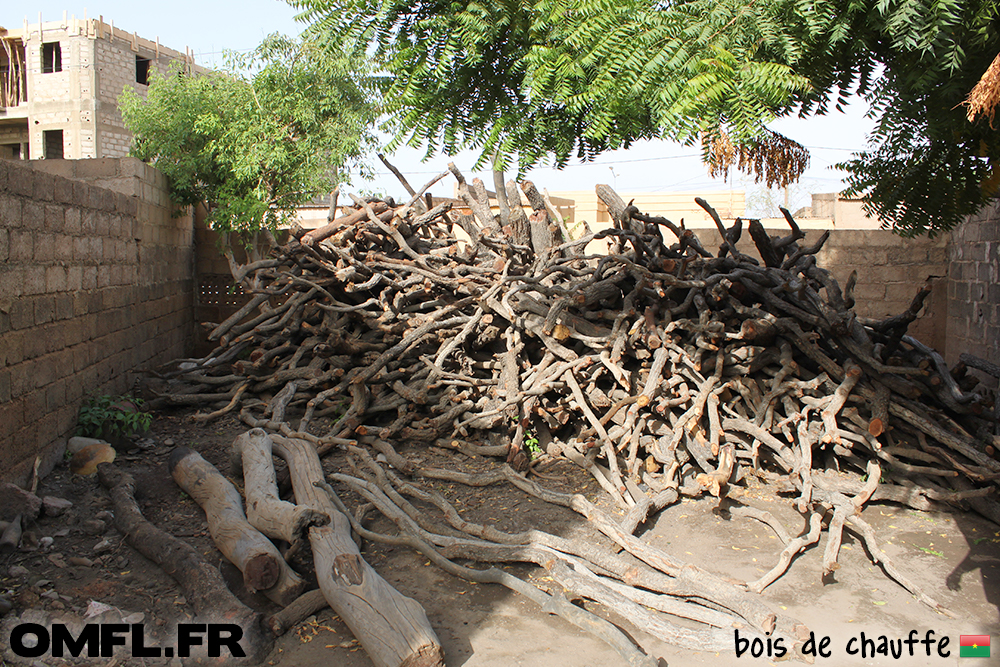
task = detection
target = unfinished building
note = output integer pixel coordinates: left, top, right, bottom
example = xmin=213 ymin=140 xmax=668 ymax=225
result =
xmin=0 ymin=13 xmax=197 ymax=161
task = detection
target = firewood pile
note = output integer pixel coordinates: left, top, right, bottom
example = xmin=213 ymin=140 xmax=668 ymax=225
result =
xmin=146 ymin=164 xmax=999 ymax=665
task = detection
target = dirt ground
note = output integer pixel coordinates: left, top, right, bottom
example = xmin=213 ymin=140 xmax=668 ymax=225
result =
xmin=2 ymin=407 xmax=999 ymax=667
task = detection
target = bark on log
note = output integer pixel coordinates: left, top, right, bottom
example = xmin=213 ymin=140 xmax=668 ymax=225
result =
xmin=237 ymin=430 xmax=444 ymax=667
xmin=267 ymin=589 xmax=328 ymax=636
xmin=231 ymin=429 xmax=330 ymax=543
xmin=169 ymin=447 xmax=308 ymax=606
xmin=302 ymin=202 xmax=391 ymax=246
xmin=97 ymin=464 xmax=272 ymax=666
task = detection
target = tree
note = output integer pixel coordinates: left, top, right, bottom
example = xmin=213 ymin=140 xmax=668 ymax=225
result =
xmin=120 ymin=34 xmax=375 ymax=246
xmin=291 ymin=0 xmax=1000 ymax=236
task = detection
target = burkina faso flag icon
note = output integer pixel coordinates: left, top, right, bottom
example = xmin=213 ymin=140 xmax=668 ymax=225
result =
xmin=960 ymin=635 xmax=990 ymax=658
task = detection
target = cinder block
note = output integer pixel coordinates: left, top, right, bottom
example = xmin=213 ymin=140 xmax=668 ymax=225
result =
xmin=10 ymin=230 xmax=33 ymax=262
xmin=0 ymin=325 xmax=23 ymax=366
xmin=7 ymin=163 xmax=34 ymax=197
xmin=0 ymin=398 xmax=25 ymax=440
xmin=23 ymin=265 xmax=46 ymax=296
xmin=73 ymin=181 xmax=91 ymax=208
xmin=81 ymin=209 xmax=96 ymax=233
xmin=64 ymin=208 xmax=81 ymax=234
xmin=45 ymin=204 xmax=65 ymax=231
xmin=953 ymin=281 xmax=970 ymax=303
xmin=978 ymin=262 xmax=997 ymax=283
xmin=117 ymin=194 xmax=138 ymax=218
xmin=99 ymin=189 xmax=116 ymax=212
xmin=64 ymin=373 xmax=83 ymax=402
xmin=82 ymin=266 xmax=98 ymax=290
xmin=22 ymin=201 xmax=44 ymax=230
xmin=33 ymin=172 xmax=56 ymax=202
xmin=73 ymin=345 xmax=91 ymax=373
xmin=72 ymin=236 xmax=89 ymax=262
xmin=0 ymin=267 xmax=24 ymax=305
xmin=54 ymin=177 xmax=74 ymax=205
xmin=71 ymin=290 xmax=89 ymax=317
xmin=0 ymin=369 xmax=10 ymax=404
xmin=96 ymin=212 xmax=111 ymax=237
xmin=34 ymin=297 xmax=56 ymax=326
xmin=88 ymin=290 xmax=103 ymax=313
xmin=854 ymin=283 xmax=885 ymax=301
xmin=23 ymin=388 xmax=46 ymax=418
xmin=0 ymin=194 xmax=21 ymax=228
xmin=52 ymin=293 xmax=73 ymax=323
xmin=97 ymin=265 xmax=112 ymax=288
xmin=53 ymin=234 xmax=73 ymax=262
xmin=45 ymin=266 xmax=68 ymax=293
xmin=34 ymin=233 xmax=55 ymax=262
xmin=886 ymin=282 xmax=918 ymax=303
xmin=76 ymin=157 xmax=119 ymax=179
xmin=45 ymin=379 xmax=67 ymax=412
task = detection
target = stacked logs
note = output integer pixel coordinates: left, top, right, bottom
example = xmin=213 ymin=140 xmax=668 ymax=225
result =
xmin=150 ymin=165 xmax=999 ymax=656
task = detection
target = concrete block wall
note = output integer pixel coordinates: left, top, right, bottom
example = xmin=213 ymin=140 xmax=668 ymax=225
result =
xmin=946 ymin=200 xmax=1000 ymax=371
xmin=0 ymin=157 xmax=194 ymax=485
xmin=813 ymin=231 xmax=950 ymax=353
xmin=694 ymin=228 xmax=950 ymax=353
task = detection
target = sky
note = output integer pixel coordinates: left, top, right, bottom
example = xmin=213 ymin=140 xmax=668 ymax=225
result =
xmin=1 ymin=1 xmax=878 ymax=214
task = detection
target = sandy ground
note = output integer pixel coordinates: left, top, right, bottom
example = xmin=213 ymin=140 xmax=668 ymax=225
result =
xmin=2 ymin=409 xmax=998 ymax=667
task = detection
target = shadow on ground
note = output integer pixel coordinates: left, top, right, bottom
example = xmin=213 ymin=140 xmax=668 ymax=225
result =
xmin=3 ymin=407 xmax=998 ymax=667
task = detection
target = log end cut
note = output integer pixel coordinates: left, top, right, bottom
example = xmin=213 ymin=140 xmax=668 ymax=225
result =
xmin=399 ymin=643 xmax=446 ymax=667
xmin=245 ymin=552 xmax=281 ymax=592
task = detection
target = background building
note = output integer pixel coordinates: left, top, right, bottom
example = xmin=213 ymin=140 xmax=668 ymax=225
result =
xmin=0 ymin=13 xmax=197 ymax=161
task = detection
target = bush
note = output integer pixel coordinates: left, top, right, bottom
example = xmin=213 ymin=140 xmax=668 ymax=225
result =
xmin=76 ymin=395 xmax=152 ymax=439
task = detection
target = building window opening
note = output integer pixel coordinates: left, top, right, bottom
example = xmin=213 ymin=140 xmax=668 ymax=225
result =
xmin=136 ymin=55 xmax=151 ymax=85
xmin=43 ymin=130 xmax=64 ymax=159
xmin=42 ymin=42 xmax=62 ymax=74
xmin=1 ymin=143 xmax=22 ymax=159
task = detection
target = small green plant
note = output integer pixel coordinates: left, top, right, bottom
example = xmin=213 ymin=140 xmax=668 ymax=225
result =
xmin=916 ymin=546 xmax=944 ymax=558
xmin=524 ymin=430 xmax=542 ymax=459
xmin=511 ymin=416 xmax=543 ymax=460
xmin=77 ymin=395 xmax=152 ymax=439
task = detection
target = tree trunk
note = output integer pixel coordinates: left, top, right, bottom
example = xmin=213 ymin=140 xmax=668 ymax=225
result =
xmin=169 ymin=447 xmax=308 ymax=606
xmin=234 ymin=429 xmax=444 ymax=667
xmin=97 ymin=464 xmax=272 ymax=666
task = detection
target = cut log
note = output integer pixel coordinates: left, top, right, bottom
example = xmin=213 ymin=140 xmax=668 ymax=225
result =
xmin=236 ymin=429 xmax=444 ymax=667
xmin=231 ymin=429 xmax=329 ymax=543
xmin=97 ymin=464 xmax=272 ymax=666
xmin=169 ymin=447 xmax=308 ymax=606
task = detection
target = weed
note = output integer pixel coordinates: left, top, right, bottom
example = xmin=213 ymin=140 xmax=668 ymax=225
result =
xmin=916 ymin=546 xmax=944 ymax=558
xmin=77 ymin=395 xmax=152 ymax=439
xmin=525 ymin=430 xmax=542 ymax=459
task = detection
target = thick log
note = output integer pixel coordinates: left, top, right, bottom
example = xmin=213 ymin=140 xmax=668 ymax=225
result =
xmin=97 ymin=464 xmax=272 ymax=666
xmin=301 ymin=201 xmax=390 ymax=246
xmin=747 ymin=219 xmax=782 ymax=268
xmin=960 ymin=352 xmax=1000 ymax=378
xmin=232 ymin=429 xmax=330 ymax=543
xmin=505 ymin=180 xmax=532 ymax=247
xmin=240 ymin=430 xmax=444 ymax=667
xmin=169 ymin=447 xmax=308 ymax=606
